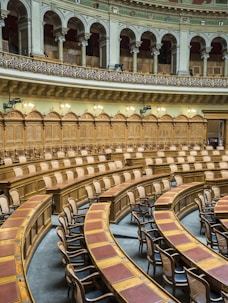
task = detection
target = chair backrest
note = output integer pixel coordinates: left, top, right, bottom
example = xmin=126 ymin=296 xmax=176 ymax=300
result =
xmin=214 ymin=228 xmax=228 ymax=256
xmin=194 ymin=162 xmax=203 ymax=170
xmin=66 ymin=170 xmax=74 ymax=181
xmin=145 ymin=158 xmax=153 ymax=166
xmin=222 ymin=155 xmax=228 ymax=162
xmin=221 ymin=170 xmax=228 ymax=178
xmin=86 ymin=156 xmax=94 ymax=164
xmin=211 ymin=185 xmax=221 ymax=200
xmin=204 ymin=189 xmax=213 ymax=205
xmin=178 ymin=151 xmax=186 ymax=156
xmin=9 ymin=188 xmax=21 ymax=207
xmin=3 ymin=157 xmax=13 ymax=166
xmin=63 ymin=158 xmax=71 ymax=167
xmin=137 ymin=185 xmax=146 ymax=199
xmin=153 ymin=182 xmax=162 ymax=195
xmin=115 ymin=148 xmax=122 ymax=153
xmin=136 ymin=152 xmax=143 ymax=158
xmin=187 ymin=155 xmax=195 ymax=163
xmin=86 ymin=166 xmax=94 ymax=175
xmin=98 ymin=164 xmax=106 ymax=172
xmin=193 ymin=145 xmax=200 ymax=150
xmin=67 ymin=264 xmax=88 ymax=303
xmin=57 ymin=151 xmax=65 ymax=159
xmin=108 ymin=162 xmax=116 ymax=170
xmin=221 ymin=291 xmax=228 ymax=303
xmin=157 ymin=151 xmax=165 ymax=157
xmin=114 ymin=160 xmax=123 ymax=169
xmin=18 ymin=155 xmax=27 ymax=163
xmin=204 ymin=171 xmax=214 ymax=180
xmin=51 ymin=160 xmax=59 ymax=169
xmin=44 ymin=152 xmax=52 ymax=160
xmin=76 ymin=167 xmax=85 ymax=177
xmin=156 ymin=245 xmax=175 ymax=280
xmin=217 ymin=145 xmax=224 ymax=150
xmin=127 ymin=191 xmax=136 ymax=206
xmin=112 ymin=174 xmax=121 ymax=186
xmin=219 ymin=162 xmax=228 ymax=169
xmin=43 ymin=176 xmax=53 ymax=188
xmin=177 ymin=156 xmax=185 ymax=163
xmin=182 ymin=145 xmax=189 ymax=151
xmin=169 ymin=145 xmax=177 ymax=151
xmin=133 ymin=169 xmax=141 ymax=179
xmin=184 ymin=267 xmax=211 ymax=303
xmin=85 ymin=185 xmax=94 ymax=199
xmin=13 ymin=166 xmax=23 ymax=177
xmin=189 ymin=150 xmax=197 ymax=156
xmin=81 ymin=149 xmax=88 ymax=156
xmin=162 ymin=178 xmax=171 ymax=192
xmin=123 ymin=171 xmax=131 ymax=182
xmin=175 ymin=175 xmax=183 ymax=186
xmin=182 ymin=164 xmax=190 ymax=171
xmin=201 ymin=150 xmax=208 ymax=156
xmin=63 ymin=204 xmax=74 ymax=225
xmin=145 ymin=168 xmax=153 ymax=176
xmin=28 ymin=164 xmax=36 ymax=174
xmin=0 ymin=194 xmax=10 ymax=214
xmin=203 ymin=156 xmax=211 ymax=162
xmin=206 ymin=162 xmax=215 ymax=169
xmin=138 ymin=147 xmax=144 ymax=152
xmin=68 ymin=197 xmax=78 ymax=217
xmin=93 ymin=180 xmax=102 ymax=195
xmin=126 ymin=147 xmax=133 ymax=152
xmin=206 ymin=145 xmax=213 ymax=150
xmin=75 ymin=157 xmax=83 ymax=165
xmin=103 ymin=177 xmax=112 ymax=190
xmin=212 ymin=150 xmax=220 ymax=155
xmin=67 ymin=150 xmax=76 ymax=157
xmin=105 ymin=148 xmax=112 ymax=154
xmin=98 ymin=154 xmax=106 ymax=162
xmin=124 ymin=153 xmax=131 ymax=160
xmin=166 ymin=157 xmax=174 ymax=164
xmin=40 ymin=162 xmax=49 ymax=171
xmin=155 ymin=158 xmax=163 ymax=165
xmin=54 ymin=172 xmax=63 ymax=184
xmin=169 ymin=164 xmax=178 ymax=173
xmin=198 ymin=192 xmax=207 ymax=209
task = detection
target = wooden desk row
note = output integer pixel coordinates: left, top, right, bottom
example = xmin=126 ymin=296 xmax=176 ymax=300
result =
xmin=84 ymin=202 xmax=179 ymax=303
xmin=0 ymin=194 xmax=52 ymax=303
xmin=154 ymin=182 xmax=228 ymax=293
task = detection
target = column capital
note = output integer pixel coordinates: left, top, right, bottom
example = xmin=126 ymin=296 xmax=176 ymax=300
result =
xmin=0 ymin=9 xmax=9 ymax=20
xmin=55 ymin=34 xmax=66 ymax=43
xmin=78 ymin=33 xmax=91 ymax=47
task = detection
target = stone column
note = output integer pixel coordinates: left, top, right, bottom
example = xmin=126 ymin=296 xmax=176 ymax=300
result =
xmin=151 ymin=44 xmax=161 ymax=74
xmin=0 ymin=19 xmax=5 ymax=52
xmin=130 ymin=41 xmax=141 ymax=73
xmin=55 ymin=34 xmax=66 ymax=62
xmin=78 ymin=33 xmax=90 ymax=67
xmin=201 ymin=47 xmax=211 ymax=77
xmin=222 ymin=50 xmax=228 ymax=77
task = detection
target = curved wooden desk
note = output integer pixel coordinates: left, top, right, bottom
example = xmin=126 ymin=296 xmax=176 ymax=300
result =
xmin=84 ymin=202 xmax=180 ymax=303
xmin=0 ymin=194 xmax=52 ymax=303
xmin=154 ymin=182 xmax=228 ymax=293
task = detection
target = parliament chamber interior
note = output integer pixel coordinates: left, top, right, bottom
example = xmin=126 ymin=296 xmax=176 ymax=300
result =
xmin=1 ymin=0 xmax=228 ymax=302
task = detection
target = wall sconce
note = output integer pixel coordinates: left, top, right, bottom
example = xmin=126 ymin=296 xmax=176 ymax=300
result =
xmin=187 ymin=108 xmax=196 ymax=114
xmin=126 ymin=106 xmax=135 ymax=113
xmin=60 ymin=103 xmax=71 ymax=110
xmin=157 ymin=107 xmax=166 ymax=115
xmin=22 ymin=102 xmax=34 ymax=109
xmin=93 ymin=105 xmax=104 ymax=115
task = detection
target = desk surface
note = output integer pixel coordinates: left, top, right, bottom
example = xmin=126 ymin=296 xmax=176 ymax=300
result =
xmin=84 ymin=202 xmax=180 ymax=303
xmin=0 ymin=194 xmax=52 ymax=303
xmin=154 ymin=183 xmax=228 ymax=292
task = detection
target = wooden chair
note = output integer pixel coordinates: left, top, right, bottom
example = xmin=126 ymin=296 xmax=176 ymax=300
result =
xmin=67 ymin=264 xmax=116 ymax=303
xmin=86 ymin=166 xmax=94 ymax=175
xmin=54 ymin=172 xmax=64 ymax=184
xmin=143 ymin=229 xmax=163 ymax=277
xmin=220 ymin=169 xmax=228 ymax=178
xmin=194 ymin=162 xmax=203 ymax=170
xmin=201 ymin=216 xmax=220 ymax=249
xmin=86 ymin=156 xmax=94 ymax=164
xmin=18 ymin=155 xmax=27 ymax=163
xmin=133 ymin=169 xmax=141 ymax=179
xmin=9 ymin=188 xmax=24 ymax=210
xmin=40 ymin=162 xmax=49 ymax=171
xmin=174 ymin=175 xmax=183 ymax=186
xmin=97 ymin=164 xmax=106 ymax=172
xmin=157 ymin=245 xmax=188 ymax=296
xmin=68 ymin=196 xmax=87 ymax=223
xmin=169 ymin=164 xmax=178 ymax=173
xmin=13 ymin=166 xmax=23 ymax=177
xmin=127 ymin=191 xmax=149 ymax=222
xmin=152 ymin=181 xmax=163 ymax=199
xmin=161 ymin=178 xmax=171 ymax=192
xmin=0 ymin=194 xmax=12 ymax=223
xmin=214 ymin=227 xmax=228 ymax=257
xmin=43 ymin=176 xmax=53 ymax=189
xmin=112 ymin=174 xmax=121 ymax=186
xmin=145 ymin=168 xmax=153 ymax=176
xmin=27 ymin=164 xmax=36 ymax=174
xmin=63 ymin=158 xmax=71 ymax=167
xmin=85 ymin=185 xmax=98 ymax=204
xmin=166 ymin=156 xmax=174 ymax=164
xmin=184 ymin=267 xmax=223 ymax=303
xmin=76 ymin=167 xmax=85 ymax=177
xmin=137 ymin=185 xmax=155 ymax=214
xmin=98 ymin=154 xmax=106 ymax=162
xmin=75 ymin=157 xmax=83 ymax=165
xmin=51 ymin=160 xmax=59 ymax=169
xmin=114 ymin=160 xmax=123 ymax=169
xmin=66 ymin=170 xmax=74 ymax=181
xmin=3 ymin=157 xmax=13 ymax=166
xmin=67 ymin=150 xmax=76 ymax=157
xmin=108 ymin=162 xmax=116 ymax=170
xmin=123 ymin=171 xmax=131 ymax=182
xmin=221 ymin=291 xmax=228 ymax=303
xmin=145 ymin=158 xmax=153 ymax=166
xmin=102 ymin=177 xmax=112 ymax=190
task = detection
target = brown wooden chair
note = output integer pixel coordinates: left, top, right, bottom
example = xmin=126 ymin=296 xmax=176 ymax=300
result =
xmin=201 ymin=216 xmax=220 ymax=249
xmin=9 ymin=188 xmax=25 ymax=210
xmin=184 ymin=267 xmax=223 ymax=303
xmin=221 ymin=291 xmax=228 ymax=303
xmin=157 ymin=245 xmax=188 ymax=296
xmin=127 ymin=191 xmax=149 ymax=222
xmin=214 ymin=227 xmax=228 ymax=257
xmin=143 ymin=229 xmax=163 ymax=277
xmin=0 ymin=194 xmax=12 ymax=223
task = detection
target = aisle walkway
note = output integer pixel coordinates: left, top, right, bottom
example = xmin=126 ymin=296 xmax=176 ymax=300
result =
xmin=27 ymin=210 xmax=204 ymax=303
